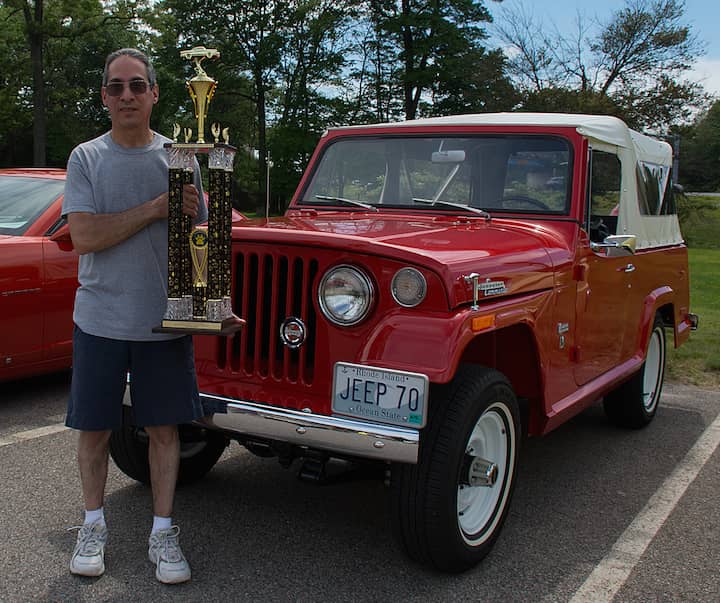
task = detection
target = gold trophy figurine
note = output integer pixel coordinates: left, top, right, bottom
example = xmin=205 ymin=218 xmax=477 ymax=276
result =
xmin=180 ymin=46 xmax=220 ymax=144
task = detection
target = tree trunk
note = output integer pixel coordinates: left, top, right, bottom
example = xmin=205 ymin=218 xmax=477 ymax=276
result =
xmin=28 ymin=0 xmax=46 ymax=167
xmin=30 ymin=30 xmax=46 ymax=167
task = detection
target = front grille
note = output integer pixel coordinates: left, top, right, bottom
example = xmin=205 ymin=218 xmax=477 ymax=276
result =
xmin=220 ymin=248 xmax=318 ymax=384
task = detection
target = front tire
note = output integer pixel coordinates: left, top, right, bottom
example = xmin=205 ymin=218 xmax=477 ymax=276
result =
xmin=390 ymin=365 xmax=521 ymax=572
xmin=603 ymin=314 xmax=666 ymax=429
xmin=109 ymin=406 xmax=228 ymax=485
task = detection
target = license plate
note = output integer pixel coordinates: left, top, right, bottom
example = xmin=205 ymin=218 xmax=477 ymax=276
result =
xmin=331 ymin=362 xmax=428 ymax=428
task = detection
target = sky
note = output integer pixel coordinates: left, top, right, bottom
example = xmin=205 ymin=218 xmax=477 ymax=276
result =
xmin=487 ymin=0 xmax=720 ymax=96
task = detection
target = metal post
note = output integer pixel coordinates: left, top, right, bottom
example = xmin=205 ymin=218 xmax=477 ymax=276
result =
xmin=265 ymin=151 xmax=271 ymax=218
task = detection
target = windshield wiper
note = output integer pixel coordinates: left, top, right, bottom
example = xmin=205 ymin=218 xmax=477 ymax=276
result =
xmin=307 ymin=195 xmax=379 ymax=212
xmin=412 ymin=198 xmax=491 ymax=220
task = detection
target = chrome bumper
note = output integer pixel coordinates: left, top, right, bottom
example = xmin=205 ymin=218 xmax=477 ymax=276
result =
xmin=197 ymin=393 xmax=419 ymax=464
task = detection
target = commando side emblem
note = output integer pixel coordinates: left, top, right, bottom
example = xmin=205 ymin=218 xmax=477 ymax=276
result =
xmin=464 ymin=273 xmax=508 ymax=309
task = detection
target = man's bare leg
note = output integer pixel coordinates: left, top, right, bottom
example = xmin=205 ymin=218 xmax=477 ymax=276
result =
xmin=145 ymin=424 xmax=180 ymax=517
xmin=144 ymin=424 xmax=191 ymax=583
xmin=71 ymin=430 xmax=111 ymax=576
xmin=77 ymin=430 xmax=112 ymax=510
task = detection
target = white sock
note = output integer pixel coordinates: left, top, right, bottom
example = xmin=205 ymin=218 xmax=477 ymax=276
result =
xmin=151 ymin=515 xmax=172 ymax=534
xmin=84 ymin=507 xmax=105 ymax=527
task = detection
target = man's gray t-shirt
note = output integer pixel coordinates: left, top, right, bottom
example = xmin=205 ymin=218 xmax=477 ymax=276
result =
xmin=62 ymin=131 xmax=207 ymax=341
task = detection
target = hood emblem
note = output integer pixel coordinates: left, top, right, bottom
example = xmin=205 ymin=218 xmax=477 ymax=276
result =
xmin=479 ymin=279 xmax=507 ymax=297
xmin=464 ymin=273 xmax=507 ymax=309
xmin=280 ymin=317 xmax=306 ymax=349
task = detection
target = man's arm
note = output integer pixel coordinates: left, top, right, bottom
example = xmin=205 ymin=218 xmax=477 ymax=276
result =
xmin=68 ymin=184 xmax=200 ymax=255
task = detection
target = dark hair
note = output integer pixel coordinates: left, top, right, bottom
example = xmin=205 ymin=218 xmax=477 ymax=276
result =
xmin=102 ymin=48 xmax=157 ymax=87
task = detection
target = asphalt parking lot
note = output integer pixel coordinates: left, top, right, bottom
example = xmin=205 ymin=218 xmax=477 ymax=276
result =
xmin=0 ymin=373 xmax=717 ymax=602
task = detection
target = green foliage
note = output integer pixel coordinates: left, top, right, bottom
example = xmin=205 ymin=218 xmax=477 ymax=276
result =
xmin=520 ymin=88 xmax=626 ymax=121
xmin=666 ymin=248 xmax=720 ymax=387
xmin=676 ymin=194 xmax=720 ymax=249
xmin=677 ymin=101 xmax=720 ymax=192
xmin=430 ymin=47 xmax=518 ymax=116
xmin=666 ymin=198 xmax=719 ymax=385
xmin=0 ymin=0 xmax=146 ymax=167
xmin=354 ymin=0 xmax=514 ymax=120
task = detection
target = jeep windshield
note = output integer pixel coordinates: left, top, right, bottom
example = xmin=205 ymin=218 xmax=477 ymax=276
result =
xmin=299 ymin=135 xmax=572 ymax=215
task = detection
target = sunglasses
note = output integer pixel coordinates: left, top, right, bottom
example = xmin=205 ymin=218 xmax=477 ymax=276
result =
xmin=104 ymin=79 xmax=151 ymax=97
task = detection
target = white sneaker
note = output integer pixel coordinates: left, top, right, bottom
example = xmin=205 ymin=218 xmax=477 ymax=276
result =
xmin=69 ymin=521 xmax=107 ymax=577
xmin=148 ymin=526 xmax=191 ymax=584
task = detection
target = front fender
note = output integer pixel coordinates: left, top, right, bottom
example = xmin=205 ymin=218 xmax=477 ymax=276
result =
xmin=355 ymin=289 xmax=555 ymax=384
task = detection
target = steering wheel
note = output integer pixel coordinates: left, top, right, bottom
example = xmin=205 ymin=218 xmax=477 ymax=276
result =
xmin=497 ymin=195 xmax=551 ymax=211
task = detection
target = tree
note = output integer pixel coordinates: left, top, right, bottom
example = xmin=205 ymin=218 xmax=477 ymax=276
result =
xmin=495 ymin=0 xmax=708 ymax=130
xmin=351 ymin=0 xmax=512 ymax=121
xmin=678 ymin=100 xmax=720 ymax=191
xmin=1 ymin=0 xmax=143 ymax=166
xmin=270 ymin=0 xmax=357 ymax=208
xmin=429 ymin=45 xmax=517 ymax=116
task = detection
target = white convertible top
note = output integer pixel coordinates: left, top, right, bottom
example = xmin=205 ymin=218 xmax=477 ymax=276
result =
xmin=337 ymin=112 xmax=672 ymax=166
xmin=334 ymin=113 xmax=680 ymax=248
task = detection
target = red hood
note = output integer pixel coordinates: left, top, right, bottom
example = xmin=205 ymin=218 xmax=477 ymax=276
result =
xmin=232 ymin=211 xmax=576 ymax=306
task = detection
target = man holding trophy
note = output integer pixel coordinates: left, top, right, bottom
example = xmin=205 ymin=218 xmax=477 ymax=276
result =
xmin=63 ymin=48 xmax=207 ymax=584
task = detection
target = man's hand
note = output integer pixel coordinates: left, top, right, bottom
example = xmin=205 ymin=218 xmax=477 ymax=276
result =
xmin=151 ymin=184 xmax=200 ymax=220
xmin=182 ymin=184 xmax=200 ymax=219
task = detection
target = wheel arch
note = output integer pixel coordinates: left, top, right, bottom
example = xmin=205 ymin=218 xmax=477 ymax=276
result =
xmin=635 ymin=286 xmax=677 ymax=355
xmin=457 ymin=323 xmax=544 ymax=436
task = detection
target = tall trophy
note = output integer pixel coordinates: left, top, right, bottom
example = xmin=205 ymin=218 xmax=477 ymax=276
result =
xmin=156 ymin=46 xmax=244 ymax=335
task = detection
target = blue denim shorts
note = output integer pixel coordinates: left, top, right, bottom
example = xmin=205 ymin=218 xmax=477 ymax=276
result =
xmin=66 ymin=325 xmax=204 ymax=431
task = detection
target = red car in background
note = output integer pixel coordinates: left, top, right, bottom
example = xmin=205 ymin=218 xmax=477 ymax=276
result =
xmin=0 ymin=168 xmax=247 ymax=383
xmin=0 ymin=168 xmax=76 ymax=382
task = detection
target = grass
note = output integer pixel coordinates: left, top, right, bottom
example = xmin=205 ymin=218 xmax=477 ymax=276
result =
xmin=666 ymin=195 xmax=720 ymax=388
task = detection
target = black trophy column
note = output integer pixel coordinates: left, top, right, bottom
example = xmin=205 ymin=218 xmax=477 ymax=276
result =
xmin=207 ymin=163 xmax=223 ymax=302
xmin=222 ymin=166 xmax=233 ymax=298
xmin=167 ymin=168 xmax=193 ymax=299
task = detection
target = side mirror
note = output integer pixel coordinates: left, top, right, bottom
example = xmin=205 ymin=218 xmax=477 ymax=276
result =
xmin=591 ymin=234 xmax=637 ymax=256
xmin=49 ymin=222 xmax=72 ymax=243
xmin=49 ymin=222 xmax=74 ymax=251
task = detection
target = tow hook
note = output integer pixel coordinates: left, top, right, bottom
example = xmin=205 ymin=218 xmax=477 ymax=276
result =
xmin=461 ymin=453 xmax=498 ymax=487
xmin=298 ymin=456 xmax=327 ymax=482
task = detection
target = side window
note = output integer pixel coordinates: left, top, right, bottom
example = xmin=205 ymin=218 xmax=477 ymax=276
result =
xmin=637 ymin=161 xmax=676 ymax=215
xmin=588 ymin=150 xmax=621 ymax=243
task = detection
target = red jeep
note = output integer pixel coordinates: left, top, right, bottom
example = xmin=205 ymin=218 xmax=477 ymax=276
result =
xmin=113 ymin=113 xmax=698 ymax=572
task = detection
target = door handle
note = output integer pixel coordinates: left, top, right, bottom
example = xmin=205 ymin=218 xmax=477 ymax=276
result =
xmin=623 ymin=263 xmax=636 ymax=273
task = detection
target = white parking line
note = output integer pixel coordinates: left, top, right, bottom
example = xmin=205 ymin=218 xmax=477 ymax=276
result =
xmin=570 ymin=412 xmax=720 ymax=603
xmin=0 ymin=423 xmax=69 ymax=448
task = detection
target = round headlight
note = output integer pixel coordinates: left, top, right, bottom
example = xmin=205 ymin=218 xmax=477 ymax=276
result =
xmin=391 ymin=268 xmax=427 ymax=307
xmin=319 ymin=265 xmax=374 ymax=326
